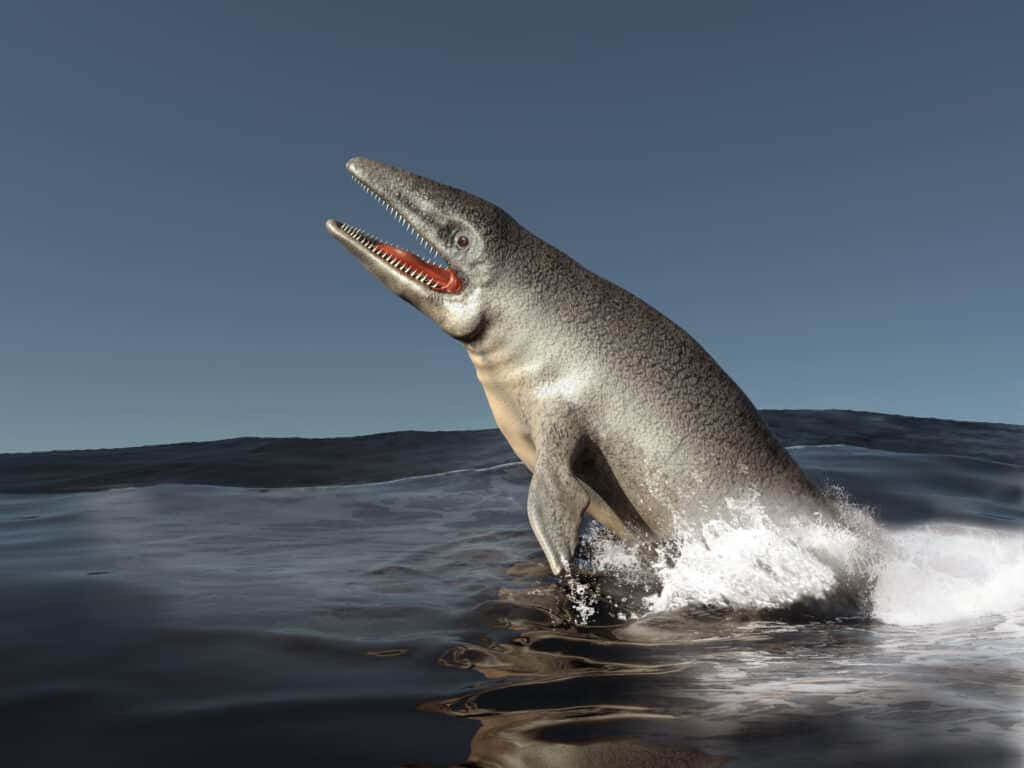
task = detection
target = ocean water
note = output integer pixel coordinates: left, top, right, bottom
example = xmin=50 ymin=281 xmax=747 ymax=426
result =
xmin=0 ymin=412 xmax=1021 ymax=766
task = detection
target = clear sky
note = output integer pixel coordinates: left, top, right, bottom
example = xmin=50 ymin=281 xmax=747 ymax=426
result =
xmin=1 ymin=1 xmax=1021 ymax=452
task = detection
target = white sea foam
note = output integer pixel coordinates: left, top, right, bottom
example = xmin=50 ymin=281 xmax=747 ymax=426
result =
xmin=871 ymin=523 xmax=1024 ymax=626
xmin=573 ymin=489 xmax=1024 ymax=627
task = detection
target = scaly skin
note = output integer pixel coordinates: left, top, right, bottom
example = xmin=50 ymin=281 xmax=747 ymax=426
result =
xmin=326 ymin=158 xmax=830 ymax=575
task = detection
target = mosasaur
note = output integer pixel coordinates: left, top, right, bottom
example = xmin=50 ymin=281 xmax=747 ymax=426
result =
xmin=326 ymin=158 xmax=831 ymax=575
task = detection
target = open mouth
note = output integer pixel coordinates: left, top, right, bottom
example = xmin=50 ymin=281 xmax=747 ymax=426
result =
xmin=326 ymin=182 xmax=462 ymax=294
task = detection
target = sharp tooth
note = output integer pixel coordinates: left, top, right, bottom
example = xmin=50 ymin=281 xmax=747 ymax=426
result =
xmin=356 ymin=180 xmax=456 ymax=282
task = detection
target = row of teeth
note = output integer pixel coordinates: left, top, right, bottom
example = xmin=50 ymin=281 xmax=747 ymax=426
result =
xmin=333 ymin=220 xmax=442 ymax=290
xmin=354 ymin=179 xmax=446 ymax=269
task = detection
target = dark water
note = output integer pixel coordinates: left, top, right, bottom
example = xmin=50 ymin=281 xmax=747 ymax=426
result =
xmin=1 ymin=411 xmax=1021 ymax=766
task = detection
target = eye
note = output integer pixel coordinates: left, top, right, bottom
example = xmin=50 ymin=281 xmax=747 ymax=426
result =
xmin=456 ymin=234 xmax=470 ymax=249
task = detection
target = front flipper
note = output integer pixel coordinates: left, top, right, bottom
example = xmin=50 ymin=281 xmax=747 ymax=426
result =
xmin=527 ymin=453 xmax=589 ymax=576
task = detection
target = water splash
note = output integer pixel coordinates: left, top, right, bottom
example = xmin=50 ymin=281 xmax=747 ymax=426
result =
xmin=569 ymin=488 xmax=1024 ymax=628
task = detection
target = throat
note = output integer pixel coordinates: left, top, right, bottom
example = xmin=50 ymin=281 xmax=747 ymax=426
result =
xmin=452 ymin=316 xmax=488 ymax=344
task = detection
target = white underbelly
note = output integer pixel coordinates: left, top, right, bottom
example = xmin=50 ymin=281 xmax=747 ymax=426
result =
xmin=479 ymin=380 xmax=537 ymax=471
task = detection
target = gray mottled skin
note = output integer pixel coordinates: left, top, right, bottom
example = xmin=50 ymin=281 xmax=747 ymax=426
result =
xmin=327 ymin=157 xmax=832 ymax=575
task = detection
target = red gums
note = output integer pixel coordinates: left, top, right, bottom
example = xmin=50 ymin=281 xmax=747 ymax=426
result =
xmin=375 ymin=243 xmax=462 ymax=293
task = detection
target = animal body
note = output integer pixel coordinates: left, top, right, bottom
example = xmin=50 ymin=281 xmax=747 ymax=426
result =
xmin=326 ymin=158 xmax=830 ymax=575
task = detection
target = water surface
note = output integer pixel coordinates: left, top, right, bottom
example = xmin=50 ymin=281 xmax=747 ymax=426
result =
xmin=1 ymin=411 xmax=1021 ymax=766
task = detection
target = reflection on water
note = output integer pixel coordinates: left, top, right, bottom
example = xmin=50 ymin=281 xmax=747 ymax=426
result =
xmin=421 ymin=577 xmax=1023 ymax=767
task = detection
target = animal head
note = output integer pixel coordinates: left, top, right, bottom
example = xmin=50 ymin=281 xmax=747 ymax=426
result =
xmin=326 ymin=157 xmax=534 ymax=342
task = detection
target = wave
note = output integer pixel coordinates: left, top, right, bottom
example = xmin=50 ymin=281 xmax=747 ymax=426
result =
xmin=338 ymin=460 xmax=526 ymax=488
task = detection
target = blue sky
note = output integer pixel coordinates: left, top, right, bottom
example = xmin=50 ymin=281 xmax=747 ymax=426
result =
xmin=1 ymin=1 xmax=1021 ymax=452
